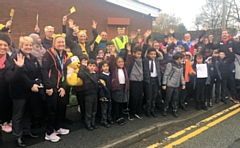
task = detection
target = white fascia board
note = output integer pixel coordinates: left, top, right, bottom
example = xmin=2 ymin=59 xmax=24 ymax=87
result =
xmin=106 ymin=0 xmax=160 ymax=17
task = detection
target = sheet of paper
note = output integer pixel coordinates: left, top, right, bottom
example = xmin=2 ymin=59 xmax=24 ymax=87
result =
xmin=196 ymin=64 xmax=208 ymax=78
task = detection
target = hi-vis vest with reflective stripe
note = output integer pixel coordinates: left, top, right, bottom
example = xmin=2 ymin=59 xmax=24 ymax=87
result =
xmin=112 ymin=36 xmax=129 ymax=52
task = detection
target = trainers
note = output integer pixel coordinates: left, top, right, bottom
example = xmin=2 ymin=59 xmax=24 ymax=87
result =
xmin=45 ymin=133 xmax=60 ymax=142
xmin=1 ymin=122 xmax=12 ymax=133
xmin=128 ymin=115 xmax=134 ymax=121
xmin=55 ymin=128 xmax=70 ymax=135
xmin=134 ymin=114 xmax=143 ymax=119
xmin=234 ymin=100 xmax=240 ymax=104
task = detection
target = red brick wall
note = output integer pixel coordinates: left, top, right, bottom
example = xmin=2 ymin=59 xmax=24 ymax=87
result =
xmin=0 ymin=0 xmax=153 ymax=46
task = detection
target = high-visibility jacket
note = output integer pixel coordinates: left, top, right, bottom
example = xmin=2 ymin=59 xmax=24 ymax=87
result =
xmin=112 ymin=35 xmax=129 ymax=52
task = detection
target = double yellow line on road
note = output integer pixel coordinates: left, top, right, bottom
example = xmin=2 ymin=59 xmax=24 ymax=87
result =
xmin=147 ymin=104 xmax=240 ymax=148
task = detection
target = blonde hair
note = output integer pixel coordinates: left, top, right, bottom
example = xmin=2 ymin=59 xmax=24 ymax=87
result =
xmin=77 ymin=31 xmax=87 ymax=38
xmin=19 ymin=36 xmax=33 ymax=49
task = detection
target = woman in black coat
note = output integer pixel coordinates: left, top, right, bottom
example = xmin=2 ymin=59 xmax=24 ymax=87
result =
xmin=0 ymin=33 xmax=25 ymax=147
xmin=42 ymin=34 xmax=70 ymax=143
xmin=10 ymin=36 xmax=43 ymax=147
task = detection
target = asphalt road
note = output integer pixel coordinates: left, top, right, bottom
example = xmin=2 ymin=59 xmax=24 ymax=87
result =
xmin=1 ymin=101 xmax=234 ymax=148
xmin=128 ymin=105 xmax=240 ymax=148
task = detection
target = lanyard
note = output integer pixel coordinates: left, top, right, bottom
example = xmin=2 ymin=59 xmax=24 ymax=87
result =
xmin=56 ymin=53 xmax=65 ymax=82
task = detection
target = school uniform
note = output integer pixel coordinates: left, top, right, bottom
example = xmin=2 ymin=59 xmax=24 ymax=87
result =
xmin=78 ymin=66 xmax=99 ymax=128
xmin=162 ymin=60 xmax=185 ymax=113
xmin=42 ymin=48 xmax=68 ymax=135
xmin=109 ymin=55 xmax=130 ymax=123
xmin=99 ymin=72 xmax=112 ymax=125
xmin=126 ymin=54 xmax=144 ymax=117
xmin=10 ymin=50 xmax=42 ymax=139
xmin=143 ymin=58 xmax=162 ymax=115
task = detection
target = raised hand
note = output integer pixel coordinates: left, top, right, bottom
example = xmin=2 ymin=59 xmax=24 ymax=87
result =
xmin=5 ymin=20 xmax=12 ymax=28
xmin=35 ymin=25 xmax=40 ymax=33
xmin=202 ymin=27 xmax=207 ymax=31
xmin=63 ymin=15 xmax=68 ymax=25
xmin=169 ymin=29 xmax=174 ymax=34
xmin=14 ymin=53 xmax=25 ymax=67
xmin=68 ymin=19 xmax=75 ymax=29
xmin=91 ymin=20 xmax=97 ymax=29
xmin=144 ymin=30 xmax=152 ymax=39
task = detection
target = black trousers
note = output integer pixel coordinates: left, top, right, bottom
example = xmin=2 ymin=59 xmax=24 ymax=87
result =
xmin=0 ymin=130 xmax=3 ymax=148
xmin=76 ymin=91 xmax=85 ymax=122
xmin=228 ymin=73 xmax=236 ymax=97
xmin=221 ymin=78 xmax=229 ymax=99
xmin=46 ymin=91 xmax=66 ymax=135
xmin=85 ymin=94 xmax=98 ymax=126
xmin=100 ymin=100 xmax=112 ymax=124
xmin=12 ymin=98 xmax=31 ymax=138
xmin=0 ymin=95 xmax=12 ymax=124
xmin=205 ymin=83 xmax=213 ymax=102
xmin=195 ymin=79 xmax=206 ymax=104
xmin=29 ymin=93 xmax=44 ymax=122
xmin=179 ymin=84 xmax=186 ymax=107
xmin=214 ymin=78 xmax=221 ymax=99
xmin=129 ymin=81 xmax=143 ymax=116
xmin=145 ymin=77 xmax=159 ymax=113
xmin=164 ymin=87 xmax=179 ymax=110
xmin=112 ymin=101 xmax=124 ymax=120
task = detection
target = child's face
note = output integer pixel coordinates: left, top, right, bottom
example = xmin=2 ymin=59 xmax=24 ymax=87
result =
xmin=219 ymin=52 xmax=226 ymax=59
xmin=106 ymin=45 xmax=112 ymax=51
xmin=116 ymin=57 xmax=124 ymax=68
xmin=133 ymin=51 xmax=142 ymax=59
xmin=204 ymin=49 xmax=211 ymax=57
xmin=81 ymin=59 xmax=88 ymax=66
xmin=148 ymin=51 xmax=156 ymax=60
xmin=176 ymin=58 xmax=183 ymax=64
xmin=87 ymin=63 xmax=96 ymax=73
xmin=98 ymin=50 xmax=104 ymax=56
xmin=160 ymin=64 xmax=167 ymax=72
xmin=193 ymin=49 xmax=198 ymax=55
xmin=101 ymin=63 xmax=109 ymax=73
xmin=178 ymin=47 xmax=185 ymax=53
xmin=196 ymin=57 xmax=203 ymax=64
xmin=96 ymin=59 xmax=103 ymax=65
xmin=185 ymin=55 xmax=191 ymax=61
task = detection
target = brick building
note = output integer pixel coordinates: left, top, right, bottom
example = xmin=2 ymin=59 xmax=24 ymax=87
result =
xmin=0 ymin=0 xmax=161 ymax=45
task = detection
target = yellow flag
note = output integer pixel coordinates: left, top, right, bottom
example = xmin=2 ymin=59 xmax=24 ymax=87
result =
xmin=95 ymin=35 xmax=102 ymax=44
xmin=36 ymin=14 xmax=39 ymax=21
xmin=10 ymin=9 xmax=15 ymax=17
xmin=70 ymin=7 xmax=76 ymax=13
xmin=0 ymin=24 xmax=5 ymax=30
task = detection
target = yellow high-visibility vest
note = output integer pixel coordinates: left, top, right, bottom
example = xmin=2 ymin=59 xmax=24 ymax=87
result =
xmin=112 ymin=36 xmax=129 ymax=52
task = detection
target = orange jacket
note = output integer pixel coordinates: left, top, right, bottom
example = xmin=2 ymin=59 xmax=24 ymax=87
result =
xmin=184 ymin=60 xmax=195 ymax=82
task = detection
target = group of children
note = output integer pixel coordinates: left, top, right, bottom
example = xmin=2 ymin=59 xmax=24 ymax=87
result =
xmin=1 ymin=16 xmax=240 ymax=147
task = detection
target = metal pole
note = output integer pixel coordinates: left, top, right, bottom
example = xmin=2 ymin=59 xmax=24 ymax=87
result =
xmin=222 ymin=0 xmax=226 ymax=29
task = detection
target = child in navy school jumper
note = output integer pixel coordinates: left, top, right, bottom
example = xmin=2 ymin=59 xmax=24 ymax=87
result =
xmin=78 ymin=59 xmax=99 ymax=131
xmin=98 ymin=60 xmax=113 ymax=127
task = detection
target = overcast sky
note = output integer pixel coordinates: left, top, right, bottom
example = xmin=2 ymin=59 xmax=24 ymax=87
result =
xmin=139 ymin=0 xmax=206 ymax=30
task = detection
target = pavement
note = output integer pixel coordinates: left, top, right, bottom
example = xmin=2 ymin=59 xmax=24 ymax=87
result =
xmin=1 ymin=100 xmax=235 ymax=148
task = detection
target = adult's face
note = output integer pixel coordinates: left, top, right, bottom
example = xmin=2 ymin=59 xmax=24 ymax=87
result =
xmin=118 ymin=29 xmax=125 ymax=36
xmin=21 ymin=41 xmax=33 ymax=55
xmin=222 ymin=31 xmax=229 ymax=40
xmin=78 ymin=33 xmax=87 ymax=44
xmin=54 ymin=37 xmax=65 ymax=51
xmin=184 ymin=33 xmax=191 ymax=42
xmin=45 ymin=28 xmax=54 ymax=39
xmin=0 ymin=40 xmax=9 ymax=56
xmin=101 ymin=32 xmax=107 ymax=41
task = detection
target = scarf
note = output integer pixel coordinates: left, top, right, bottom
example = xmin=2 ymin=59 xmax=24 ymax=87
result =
xmin=79 ymin=43 xmax=88 ymax=57
xmin=0 ymin=54 xmax=7 ymax=69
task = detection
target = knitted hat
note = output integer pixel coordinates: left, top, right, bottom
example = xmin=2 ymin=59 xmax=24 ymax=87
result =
xmin=96 ymin=54 xmax=104 ymax=60
xmin=0 ymin=33 xmax=11 ymax=46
